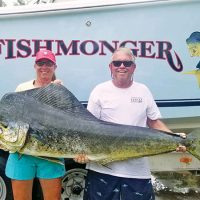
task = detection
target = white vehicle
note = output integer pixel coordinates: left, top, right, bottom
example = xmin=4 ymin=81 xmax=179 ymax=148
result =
xmin=0 ymin=0 xmax=200 ymax=199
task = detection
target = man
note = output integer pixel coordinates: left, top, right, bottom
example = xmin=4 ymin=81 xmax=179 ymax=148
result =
xmin=76 ymin=47 xmax=186 ymax=200
xmin=6 ymin=49 xmax=65 ymax=200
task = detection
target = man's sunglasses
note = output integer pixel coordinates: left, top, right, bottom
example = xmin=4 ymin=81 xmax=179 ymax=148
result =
xmin=112 ymin=60 xmax=134 ymax=67
xmin=36 ymin=61 xmax=54 ymax=67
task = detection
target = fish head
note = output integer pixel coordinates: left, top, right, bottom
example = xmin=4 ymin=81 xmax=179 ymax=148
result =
xmin=0 ymin=121 xmax=29 ymax=152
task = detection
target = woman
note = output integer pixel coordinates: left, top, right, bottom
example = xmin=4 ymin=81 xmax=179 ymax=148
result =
xmin=6 ymin=49 xmax=65 ymax=200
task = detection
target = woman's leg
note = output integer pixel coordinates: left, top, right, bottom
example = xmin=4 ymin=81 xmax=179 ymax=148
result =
xmin=11 ymin=179 xmax=33 ymax=200
xmin=36 ymin=158 xmax=65 ymax=200
xmin=40 ymin=178 xmax=62 ymax=200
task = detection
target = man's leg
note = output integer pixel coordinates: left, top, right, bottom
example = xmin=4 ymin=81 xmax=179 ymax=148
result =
xmin=121 ymin=178 xmax=155 ymax=200
xmin=83 ymin=170 xmax=120 ymax=200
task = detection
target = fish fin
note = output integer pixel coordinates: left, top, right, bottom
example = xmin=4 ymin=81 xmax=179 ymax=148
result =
xmin=38 ymin=156 xmax=64 ymax=165
xmin=186 ymin=129 xmax=200 ymax=160
xmin=15 ymin=153 xmax=63 ymax=164
xmin=17 ymin=83 xmax=98 ymax=121
xmin=101 ymin=163 xmax=112 ymax=170
xmin=98 ymin=159 xmax=115 ymax=169
xmin=27 ymin=127 xmax=47 ymax=144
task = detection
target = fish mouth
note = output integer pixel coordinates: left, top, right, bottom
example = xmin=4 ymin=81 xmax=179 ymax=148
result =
xmin=0 ymin=121 xmax=29 ymax=152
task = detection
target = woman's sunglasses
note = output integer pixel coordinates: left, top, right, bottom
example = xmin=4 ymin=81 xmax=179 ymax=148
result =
xmin=36 ymin=61 xmax=54 ymax=67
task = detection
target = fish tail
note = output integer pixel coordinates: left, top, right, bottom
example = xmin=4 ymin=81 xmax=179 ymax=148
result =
xmin=186 ymin=129 xmax=200 ymax=160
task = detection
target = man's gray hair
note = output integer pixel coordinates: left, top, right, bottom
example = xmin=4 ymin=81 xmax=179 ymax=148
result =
xmin=111 ymin=47 xmax=136 ymax=63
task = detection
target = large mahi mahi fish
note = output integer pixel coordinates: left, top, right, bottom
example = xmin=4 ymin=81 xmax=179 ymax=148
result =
xmin=0 ymin=84 xmax=200 ymax=164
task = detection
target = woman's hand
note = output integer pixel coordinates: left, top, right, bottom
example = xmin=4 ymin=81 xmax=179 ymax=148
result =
xmin=52 ymin=79 xmax=63 ymax=85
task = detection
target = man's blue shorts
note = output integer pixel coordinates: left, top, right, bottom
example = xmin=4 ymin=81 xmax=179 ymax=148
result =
xmin=5 ymin=153 xmax=65 ymax=180
xmin=83 ymin=170 xmax=155 ymax=200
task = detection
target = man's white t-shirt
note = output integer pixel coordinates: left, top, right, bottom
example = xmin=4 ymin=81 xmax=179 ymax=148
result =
xmin=86 ymin=80 xmax=161 ymax=179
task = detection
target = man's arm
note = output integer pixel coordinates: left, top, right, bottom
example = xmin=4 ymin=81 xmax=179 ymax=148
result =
xmin=147 ymin=118 xmax=172 ymax=133
xmin=147 ymin=118 xmax=186 ymax=151
xmin=147 ymin=118 xmax=186 ymax=138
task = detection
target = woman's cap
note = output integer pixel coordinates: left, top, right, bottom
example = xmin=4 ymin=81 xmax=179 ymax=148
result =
xmin=35 ymin=49 xmax=56 ymax=64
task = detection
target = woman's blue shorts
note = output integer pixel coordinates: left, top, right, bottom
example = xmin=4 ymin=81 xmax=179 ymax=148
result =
xmin=5 ymin=153 xmax=65 ymax=180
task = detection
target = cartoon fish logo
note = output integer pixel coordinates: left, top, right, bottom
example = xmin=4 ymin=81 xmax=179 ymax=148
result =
xmin=184 ymin=31 xmax=200 ymax=87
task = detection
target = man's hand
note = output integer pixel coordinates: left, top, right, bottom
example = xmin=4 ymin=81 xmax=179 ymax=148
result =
xmin=176 ymin=145 xmax=186 ymax=152
xmin=74 ymin=153 xmax=89 ymax=164
xmin=174 ymin=133 xmax=187 ymax=152
xmin=174 ymin=132 xmax=187 ymax=139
